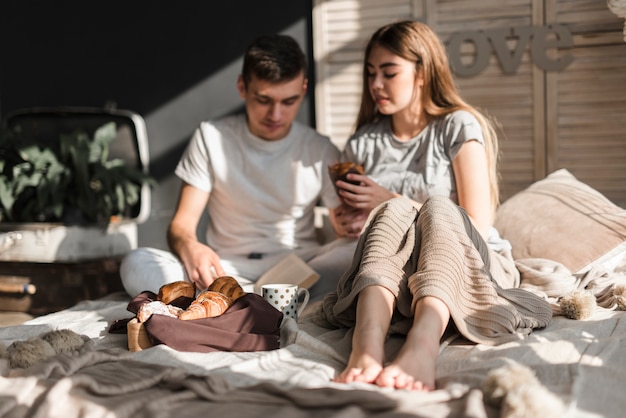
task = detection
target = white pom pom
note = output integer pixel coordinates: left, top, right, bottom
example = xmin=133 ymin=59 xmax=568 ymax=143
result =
xmin=483 ymin=362 xmax=540 ymax=406
xmin=502 ymin=383 xmax=566 ymax=418
xmin=559 ymin=290 xmax=596 ymax=320
xmin=483 ymin=362 xmax=566 ymax=418
xmin=612 ymin=284 xmax=626 ymax=310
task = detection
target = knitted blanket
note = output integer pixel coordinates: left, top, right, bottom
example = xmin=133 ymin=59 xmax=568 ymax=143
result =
xmin=320 ymin=196 xmax=553 ymax=345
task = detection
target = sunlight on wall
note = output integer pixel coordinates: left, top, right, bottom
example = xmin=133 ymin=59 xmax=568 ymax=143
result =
xmin=312 ymin=0 xmax=420 ymax=148
xmin=608 ymin=0 xmax=626 ymax=41
xmin=143 ymin=19 xmax=310 ymax=167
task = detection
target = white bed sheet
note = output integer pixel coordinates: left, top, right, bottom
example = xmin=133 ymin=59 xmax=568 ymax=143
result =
xmin=1 ymin=291 xmax=625 ymax=417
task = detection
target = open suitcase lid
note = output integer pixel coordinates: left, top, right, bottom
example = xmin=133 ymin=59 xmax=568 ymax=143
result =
xmin=3 ymin=106 xmax=151 ymax=224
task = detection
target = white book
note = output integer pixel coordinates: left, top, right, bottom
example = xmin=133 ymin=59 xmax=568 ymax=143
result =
xmin=253 ymin=253 xmax=320 ymax=294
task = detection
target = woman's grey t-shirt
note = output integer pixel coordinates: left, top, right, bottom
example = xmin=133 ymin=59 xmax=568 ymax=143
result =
xmin=342 ymin=109 xmax=509 ymax=251
xmin=342 ymin=110 xmax=484 ymax=205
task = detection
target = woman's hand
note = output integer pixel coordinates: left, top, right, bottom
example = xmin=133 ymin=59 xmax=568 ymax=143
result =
xmin=336 ymin=174 xmax=398 ymax=211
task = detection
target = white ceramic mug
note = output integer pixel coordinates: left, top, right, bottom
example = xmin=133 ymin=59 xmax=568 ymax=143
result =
xmin=261 ymin=284 xmax=309 ymax=321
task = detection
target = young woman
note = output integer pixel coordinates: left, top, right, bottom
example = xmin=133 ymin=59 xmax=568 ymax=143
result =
xmin=320 ymin=20 xmax=552 ymax=391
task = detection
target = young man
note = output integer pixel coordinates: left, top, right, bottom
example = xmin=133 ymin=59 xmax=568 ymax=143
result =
xmin=120 ymin=34 xmax=359 ymax=301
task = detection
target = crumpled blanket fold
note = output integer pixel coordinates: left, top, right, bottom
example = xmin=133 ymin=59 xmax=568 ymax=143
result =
xmin=516 ymin=257 xmax=626 ymax=313
xmin=0 ymin=344 xmax=436 ymax=418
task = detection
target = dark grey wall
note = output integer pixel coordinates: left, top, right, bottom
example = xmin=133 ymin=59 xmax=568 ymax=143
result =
xmin=0 ymin=1 xmax=315 ymax=250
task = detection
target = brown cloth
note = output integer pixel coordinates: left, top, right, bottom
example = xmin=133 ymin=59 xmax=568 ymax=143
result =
xmin=321 ymin=196 xmax=553 ymax=346
xmin=115 ymin=291 xmax=283 ymax=353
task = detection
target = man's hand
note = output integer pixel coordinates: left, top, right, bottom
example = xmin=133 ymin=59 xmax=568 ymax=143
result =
xmin=177 ymin=240 xmax=226 ymax=290
xmin=167 ymin=183 xmax=223 ymax=290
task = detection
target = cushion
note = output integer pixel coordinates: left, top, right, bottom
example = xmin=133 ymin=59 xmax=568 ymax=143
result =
xmin=494 ymin=169 xmax=626 ymax=274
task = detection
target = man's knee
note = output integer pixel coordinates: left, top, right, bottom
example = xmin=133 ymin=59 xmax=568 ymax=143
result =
xmin=120 ymin=248 xmax=152 ymax=280
xmin=120 ymin=247 xmax=177 ymax=297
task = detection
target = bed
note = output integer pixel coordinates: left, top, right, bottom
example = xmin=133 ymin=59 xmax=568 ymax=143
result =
xmin=1 ymin=169 xmax=626 ymax=418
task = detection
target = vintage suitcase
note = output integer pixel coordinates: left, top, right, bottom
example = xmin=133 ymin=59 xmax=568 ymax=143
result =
xmin=0 ymin=106 xmax=151 ymax=314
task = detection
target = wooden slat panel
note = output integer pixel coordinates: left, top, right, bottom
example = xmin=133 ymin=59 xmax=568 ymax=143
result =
xmin=548 ymin=0 xmax=626 ymax=207
xmin=313 ymin=0 xmax=417 ymax=146
xmin=313 ymin=0 xmax=626 ymax=207
xmin=436 ymin=0 xmax=532 ymax=34
xmin=552 ymin=36 xmax=626 ymax=206
xmin=436 ymin=0 xmax=538 ymax=200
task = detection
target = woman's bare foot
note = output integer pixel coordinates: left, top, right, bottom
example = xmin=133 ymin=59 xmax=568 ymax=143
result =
xmin=333 ymin=354 xmax=383 ymax=384
xmin=375 ymin=333 xmax=438 ymax=391
xmin=333 ymin=328 xmax=386 ymax=384
xmin=334 ymin=285 xmax=395 ymax=384
xmin=374 ymin=296 xmax=449 ymax=391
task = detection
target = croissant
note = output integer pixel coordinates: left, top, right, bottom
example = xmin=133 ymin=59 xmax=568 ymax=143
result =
xmin=328 ymin=162 xmax=364 ymax=191
xmin=157 ymin=281 xmax=195 ymax=305
xmin=207 ymin=276 xmax=245 ymax=302
xmin=178 ymin=291 xmax=233 ymax=320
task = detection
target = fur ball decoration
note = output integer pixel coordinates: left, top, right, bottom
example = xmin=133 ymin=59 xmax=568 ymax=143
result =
xmin=559 ymin=290 xmax=596 ymax=320
xmin=612 ymin=284 xmax=626 ymax=310
xmin=3 ymin=329 xmax=86 ymax=369
xmin=6 ymin=338 xmax=57 ymax=369
xmin=483 ymin=362 xmax=540 ymax=406
xmin=483 ymin=362 xmax=565 ymax=418
xmin=501 ymin=381 xmax=566 ymax=418
xmin=40 ymin=329 xmax=85 ymax=353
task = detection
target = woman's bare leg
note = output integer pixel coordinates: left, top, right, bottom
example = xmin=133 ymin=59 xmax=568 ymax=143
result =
xmin=375 ymin=296 xmax=449 ymax=391
xmin=333 ymin=285 xmax=395 ymax=384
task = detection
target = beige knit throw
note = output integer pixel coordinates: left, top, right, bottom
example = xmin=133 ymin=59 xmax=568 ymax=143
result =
xmin=321 ymin=196 xmax=553 ymax=346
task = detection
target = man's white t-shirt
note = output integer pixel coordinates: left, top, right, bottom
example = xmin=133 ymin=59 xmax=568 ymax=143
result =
xmin=175 ymin=113 xmax=341 ymax=258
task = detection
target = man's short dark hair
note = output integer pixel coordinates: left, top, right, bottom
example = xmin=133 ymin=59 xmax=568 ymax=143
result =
xmin=241 ymin=34 xmax=307 ymax=86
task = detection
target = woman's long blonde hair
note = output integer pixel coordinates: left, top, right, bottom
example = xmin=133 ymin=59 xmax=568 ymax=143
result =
xmin=355 ymin=20 xmax=501 ymax=214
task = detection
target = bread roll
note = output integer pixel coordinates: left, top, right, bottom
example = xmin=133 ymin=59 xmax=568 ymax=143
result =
xmin=207 ymin=276 xmax=245 ymax=302
xmin=137 ymin=300 xmax=183 ymax=323
xmin=328 ymin=162 xmax=364 ymax=192
xmin=157 ymin=281 xmax=195 ymax=304
xmin=178 ymin=291 xmax=233 ymax=320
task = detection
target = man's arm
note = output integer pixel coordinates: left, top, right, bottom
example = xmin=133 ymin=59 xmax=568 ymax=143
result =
xmin=167 ymin=182 xmax=225 ymax=289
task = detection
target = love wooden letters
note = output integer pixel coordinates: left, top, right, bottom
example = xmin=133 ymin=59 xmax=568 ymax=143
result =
xmin=447 ymin=24 xmax=573 ymax=76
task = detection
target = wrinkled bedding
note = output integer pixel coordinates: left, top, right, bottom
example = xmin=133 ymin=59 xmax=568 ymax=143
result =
xmin=5 ymin=168 xmax=626 ymax=417
xmin=1 ymin=264 xmax=626 ymax=418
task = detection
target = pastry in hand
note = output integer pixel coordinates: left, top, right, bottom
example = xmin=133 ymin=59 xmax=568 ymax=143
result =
xmin=157 ymin=281 xmax=195 ymax=305
xmin=178 ymin=291 xmax=233 ymax=320
xmin=137 ymin=300 xmax=184 ymax=323
xmin=328 ymin=162 xmax=364 ymax=193
xmin=207 ymin=276 xmax=246 ymax=302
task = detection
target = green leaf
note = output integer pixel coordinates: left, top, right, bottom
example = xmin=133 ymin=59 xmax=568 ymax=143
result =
xmin=14 ymin=171 xmax=42 ymax=194
xmin=114 ymin=183 xmax=125 ymax=214
xmin=124 ymin=182 xmax=140 ymax=206
xmin=0 ymin=177 xmax=15 ymax=213
xmin=1 ymin=120 xmax=155 ymax=224
xmin=93 ymin=122 xmax=116 ymax=163
xmin=17 ymin=144 xmax=41 ymax=162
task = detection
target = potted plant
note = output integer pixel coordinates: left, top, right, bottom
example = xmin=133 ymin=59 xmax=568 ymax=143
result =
xmin=0 ymin=121 xmax=155 ymax=226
